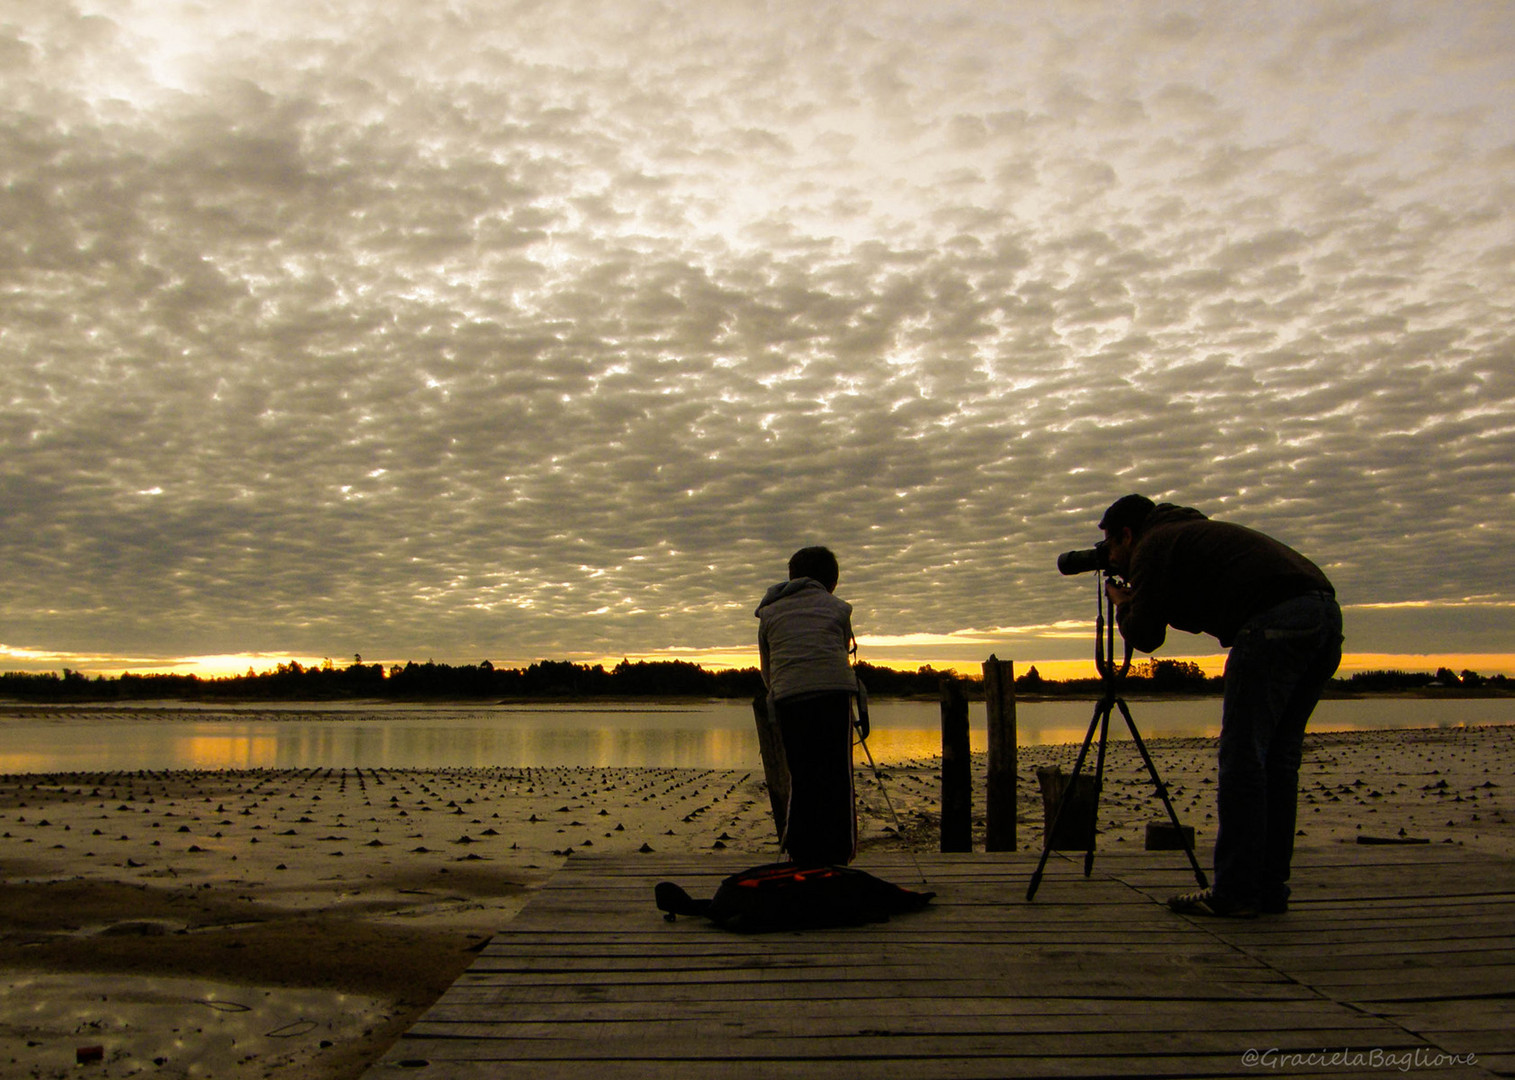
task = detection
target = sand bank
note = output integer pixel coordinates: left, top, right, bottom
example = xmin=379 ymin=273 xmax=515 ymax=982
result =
xmin=1 ymin=724 xmax=1510 ymax=1079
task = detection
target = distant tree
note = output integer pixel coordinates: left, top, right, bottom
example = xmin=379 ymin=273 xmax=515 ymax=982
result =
xmin=710 ymin=666 xmax=764 ymax=698
xmin=1145 ymin=659 xmax=1209 ymax=691
xmin=1348 ymin=669 xmax=1435 ymax=691
xmin=609 ymin=659 xmax=712 ymax=695
xmin=853 ymin=661 xmax=973 ymax=696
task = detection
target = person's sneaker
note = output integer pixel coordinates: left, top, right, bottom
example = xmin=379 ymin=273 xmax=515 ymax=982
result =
xmin=1167 ymin=888 xmax=1258 ymax=918
xmin=1258 ymin=895 xmax=1289 ymax=915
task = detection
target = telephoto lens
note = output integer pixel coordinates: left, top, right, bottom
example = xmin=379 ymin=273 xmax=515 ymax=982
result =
xmin=1056 ymin=542 xmax=1109 ymax=576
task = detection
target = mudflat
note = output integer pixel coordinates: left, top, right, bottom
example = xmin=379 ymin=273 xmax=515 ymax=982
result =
xmin=1 ymin=722 xmax=1510 ymax=1078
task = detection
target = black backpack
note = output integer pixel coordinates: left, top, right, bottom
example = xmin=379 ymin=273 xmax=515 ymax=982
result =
xmin=655 ymin=862 xmax=933 ymax=932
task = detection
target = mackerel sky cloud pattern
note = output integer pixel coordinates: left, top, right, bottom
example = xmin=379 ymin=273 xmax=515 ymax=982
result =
xmin=2 ymin=1 xmax=1512 ymax=674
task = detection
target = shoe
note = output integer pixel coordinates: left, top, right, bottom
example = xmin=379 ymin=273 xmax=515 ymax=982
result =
xmin=1167 ymin=888 xmax=1258 ymax=918
xmin=1258 ymin=896 xmax=1289 ymax=915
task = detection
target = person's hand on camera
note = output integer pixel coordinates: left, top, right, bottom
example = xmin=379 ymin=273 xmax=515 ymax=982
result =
xmin=1104 ymin=580 xmax=1133 ymax=608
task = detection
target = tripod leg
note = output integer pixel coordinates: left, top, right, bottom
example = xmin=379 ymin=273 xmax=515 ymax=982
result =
xmin=1026 ymin=699 xmax=1105 ymax=901
xmin=1114 ymin=698 xmax=1210 ymax=890
xmin=1084 ymin=701 xmax=1113 ymax=878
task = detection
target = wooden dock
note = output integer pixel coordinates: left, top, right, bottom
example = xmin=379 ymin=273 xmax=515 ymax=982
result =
xmin=363 ymin=845 xmax=1515 ymax=1079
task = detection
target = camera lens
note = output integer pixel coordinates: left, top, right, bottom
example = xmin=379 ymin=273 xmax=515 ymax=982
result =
xmin=1057 ymin=542 xmax=1109 ymax=576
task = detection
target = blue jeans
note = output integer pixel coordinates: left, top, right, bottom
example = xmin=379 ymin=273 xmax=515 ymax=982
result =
xmin=1214 ymin=593 xmax=1342 ymax=907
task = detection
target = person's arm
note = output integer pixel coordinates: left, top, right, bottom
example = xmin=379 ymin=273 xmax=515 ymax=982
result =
xmin=757 ymin=622 xmax=772 ymax=690
xmin=1111 ymin=556 xmax=1168 ymax=654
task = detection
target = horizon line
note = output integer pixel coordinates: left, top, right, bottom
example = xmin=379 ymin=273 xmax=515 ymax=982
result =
xmin=4 ymin=647 xmax=1515 ymax=682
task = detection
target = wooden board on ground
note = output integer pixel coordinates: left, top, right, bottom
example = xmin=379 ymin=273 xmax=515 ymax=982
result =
xmin=362 ymin=846 xmax=1515 ymax=1079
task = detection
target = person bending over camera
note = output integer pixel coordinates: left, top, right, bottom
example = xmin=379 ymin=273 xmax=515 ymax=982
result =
xmin=1098 ymin=495 xmax=1342 ymax=918
xmin=755 ymin=546 xmax=859 ymax=867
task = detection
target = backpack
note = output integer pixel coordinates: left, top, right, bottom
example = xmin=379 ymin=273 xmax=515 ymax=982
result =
xmin=654 ymin=862 xmax=933 ymax=932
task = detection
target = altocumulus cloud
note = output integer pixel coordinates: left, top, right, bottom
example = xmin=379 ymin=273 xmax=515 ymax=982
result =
xmin=1 ymin=0 xmax=1512 ymax=673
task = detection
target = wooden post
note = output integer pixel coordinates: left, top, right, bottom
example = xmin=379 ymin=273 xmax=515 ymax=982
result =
xmin=1036 ymin=767 xmax=1099 ymax=850
xmin=751 ymin=693 xmax=788 ymax=842
xmin=983 ymin=655 xmax=1017 ymax=852
xmin=940 ymin=677 xmax=972 ymax=852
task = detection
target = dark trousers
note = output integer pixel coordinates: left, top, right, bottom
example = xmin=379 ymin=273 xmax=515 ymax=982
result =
xmin=773 ymin=691 xmax=856 ymax=867
xmin=1215 ymin=593 xmax=1343 ymax=906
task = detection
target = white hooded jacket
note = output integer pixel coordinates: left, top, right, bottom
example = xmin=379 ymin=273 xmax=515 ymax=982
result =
xmin=755 ymin=577 xmax=858 ymax=701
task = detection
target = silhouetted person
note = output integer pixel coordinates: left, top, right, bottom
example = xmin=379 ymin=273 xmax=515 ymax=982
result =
xmin=755 ymin=546 xmax=859 ymax=866
xmin=1098 ymin=495 xmax=1342 ymax=917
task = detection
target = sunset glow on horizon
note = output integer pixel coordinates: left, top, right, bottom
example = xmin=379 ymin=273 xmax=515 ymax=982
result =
xmin=11 ymin=647 xmax=1515 ymax=687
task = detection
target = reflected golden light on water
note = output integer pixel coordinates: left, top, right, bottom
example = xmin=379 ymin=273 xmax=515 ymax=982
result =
xmin=859 ymin=728 xmax=986 ymax=761
xmin=0 ymin=753 xmax=54 ymax=772
xmin=180 ymin=735 xmax=282 ymax=769
xmin=578 ymin=725 xmax=757 ymax=768
xmin=0 ymin=700 xmax=1508 ymax=772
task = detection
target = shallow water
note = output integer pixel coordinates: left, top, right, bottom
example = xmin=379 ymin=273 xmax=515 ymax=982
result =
xmin=1 ymin=697 xmax=1511 ymax=772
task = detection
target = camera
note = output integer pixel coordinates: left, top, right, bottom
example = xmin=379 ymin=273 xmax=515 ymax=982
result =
xmin=1057 ymin=540 xmax=1111 ymax=576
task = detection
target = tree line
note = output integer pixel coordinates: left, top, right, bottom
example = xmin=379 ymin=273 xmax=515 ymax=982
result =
xmin=0 ymin=658 xmax=956 ymax=703
xmin=0 ymin=656 xmax=1506 ymax=704
xmin=1015 ymin=661 xmax=1509 ymax=697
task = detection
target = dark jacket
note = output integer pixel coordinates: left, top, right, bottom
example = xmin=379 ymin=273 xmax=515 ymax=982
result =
xmin=1117 ymin=504 xmax=1334 ymax=652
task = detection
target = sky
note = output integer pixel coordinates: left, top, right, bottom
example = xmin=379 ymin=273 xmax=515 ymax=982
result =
xmin=2 ymin=0 xmax=1513 ymax=681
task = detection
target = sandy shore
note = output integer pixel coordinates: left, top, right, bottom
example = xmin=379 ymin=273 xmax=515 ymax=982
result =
xmin=2 ymin=724 xmax=1511 ymax=1079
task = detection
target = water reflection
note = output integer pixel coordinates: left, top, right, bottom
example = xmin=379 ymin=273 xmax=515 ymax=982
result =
xmin=858 ymin=726 xmax=986 ymax=762
xmin=182 ymin=731 xmax=281 ymax=769
xmin=0 ymin=752 xmax=55 ymax=773
xmin=0 ymin=697 xmax=1509 ymax=773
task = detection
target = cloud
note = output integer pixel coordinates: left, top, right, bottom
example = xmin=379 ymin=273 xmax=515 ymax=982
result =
xmin=1 ymin=0 xmax=1512 ymax=673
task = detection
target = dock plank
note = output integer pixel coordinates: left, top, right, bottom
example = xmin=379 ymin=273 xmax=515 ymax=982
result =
xmin=362 ymin=847 xmax=1514 ymax=1079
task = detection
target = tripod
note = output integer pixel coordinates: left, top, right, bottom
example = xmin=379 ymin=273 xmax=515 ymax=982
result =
xmin=1025 ymin=573 xmax=1209 ymax=901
